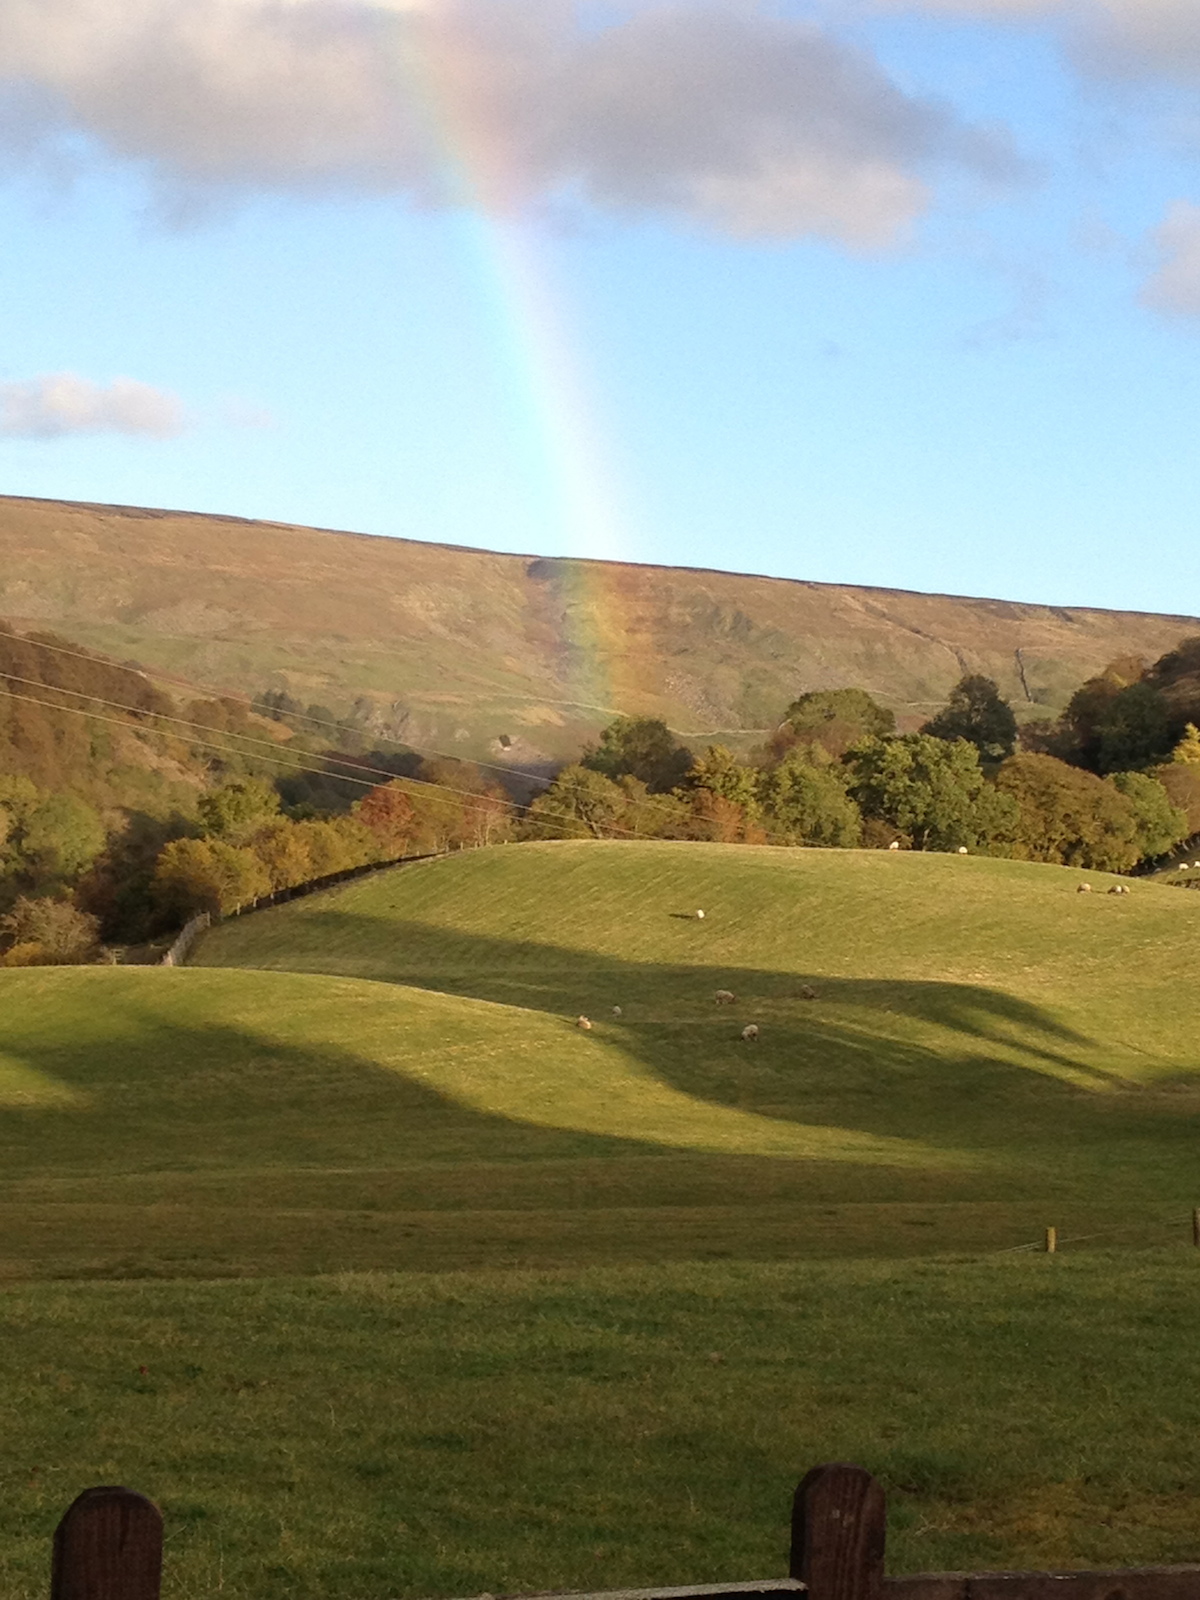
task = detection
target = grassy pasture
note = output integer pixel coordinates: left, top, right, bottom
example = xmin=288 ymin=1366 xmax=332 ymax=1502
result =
xmin=5 ymin=841 xmax=1200 ymax=1276
xmin=4 ymin=1253 xmax=1200 ymax=1600
xmin=6 ymin=841 xmax=1200 ymax=1593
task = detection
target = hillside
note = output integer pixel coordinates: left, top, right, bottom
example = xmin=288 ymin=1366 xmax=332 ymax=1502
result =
xmin=7 ymin=842 xmax=1200 ymax=1280
xmin=2 ymin=493 xmax=1197 ymax=769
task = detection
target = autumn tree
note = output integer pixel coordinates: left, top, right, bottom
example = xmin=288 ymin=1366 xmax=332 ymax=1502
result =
xmin=994 ymin=753 xmax=1140 ymax=871
xmin=153 ymin=837 xmax=271 ymax=918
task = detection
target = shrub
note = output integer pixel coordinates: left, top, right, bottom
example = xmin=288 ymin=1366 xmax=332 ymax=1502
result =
xmin=0 ymin=896 xmax=101 ymax=965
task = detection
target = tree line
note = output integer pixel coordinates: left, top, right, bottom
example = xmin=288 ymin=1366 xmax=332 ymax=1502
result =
xmin=3 ymin=622 xmax=1200 ymax=965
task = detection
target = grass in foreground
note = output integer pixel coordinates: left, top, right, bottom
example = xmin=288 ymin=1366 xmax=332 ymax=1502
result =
xmin=4 ymin=1253 xmax=1200 ymax=1600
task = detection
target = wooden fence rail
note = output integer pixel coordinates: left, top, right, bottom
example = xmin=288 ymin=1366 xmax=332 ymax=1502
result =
xmin=44 ymin=1465 xmax=1200 ymax=1600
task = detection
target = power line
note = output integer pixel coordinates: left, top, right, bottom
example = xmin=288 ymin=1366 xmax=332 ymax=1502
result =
xmin=0 ymin=624 xmax=748 ymax=838
xmin=0 ymin=623 xmax=559 ymax=791
xmin=0 ymin=668 xmax=417 ymax=788
xmin=0 ymin=682 xmax=653 ymax=842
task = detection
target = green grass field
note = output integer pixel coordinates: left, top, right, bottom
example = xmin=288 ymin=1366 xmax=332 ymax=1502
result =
xmin=5 ymin=841 xmax=1200 ymax=1594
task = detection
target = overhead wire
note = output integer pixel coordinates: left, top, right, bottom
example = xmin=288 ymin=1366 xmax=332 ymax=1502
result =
xmin=0 ymin=623 xmax=563 ymax=790
xmin=0 ymin=682 xmax=668 ymax=843
xmin=0 ymin=623 xmax=765 ymax=841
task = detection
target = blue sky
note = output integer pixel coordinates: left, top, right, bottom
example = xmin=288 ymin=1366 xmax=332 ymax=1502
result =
xmin=1 ymin=0 xmax=1199 ymax=614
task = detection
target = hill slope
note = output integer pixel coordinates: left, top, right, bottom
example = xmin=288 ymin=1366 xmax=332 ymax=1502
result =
xmin=5 ymin=842 xmax=1199 ymax=1279
xmin=1 ymin=493 xmax=1196 ymax=767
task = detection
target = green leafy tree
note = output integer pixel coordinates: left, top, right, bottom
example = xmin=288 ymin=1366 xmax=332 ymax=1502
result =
xmin=523 ymin=765 xmax=627 ymax=839
xmin=198 ymin=777 xmax=281 ymax=844
xmin=995 ymin=753 xmax=1140 ymax=871
xmin=20 ymin=793 xmax=106 ymax=886
xmin=847 ymin=734 xmax=1017 ymax=852
xmin=688 ymin=744 xmax=761 ymax=815
xmin=1171 ymin=723 xmax=1200 ymax=765
xmin=582 ymin=717 xmax=693 ymax=793
xmin=1109 ymin=772 xmax=1189 ymax=862
xmin=758 ymin=750 xmax=862 ymax=847
xmin=771 ymin=688 xmax=895 ymax=762
xmin=1092 ymin=682 xmax=1173 ymax=774
xmin=923 ymin=675 xmax=1017 ymax=763
xmin=1152 ymin=762 xmax=1200 ymax=837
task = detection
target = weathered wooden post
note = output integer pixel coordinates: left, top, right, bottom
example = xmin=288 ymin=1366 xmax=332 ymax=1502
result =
xmin=51 ymin=1487 xmax=162 ymax=1600
xmin=1045 ymin=1227 xmax=1057 ymax=1254
xmin=791 ymin=1464 xmax=886 ymax=1600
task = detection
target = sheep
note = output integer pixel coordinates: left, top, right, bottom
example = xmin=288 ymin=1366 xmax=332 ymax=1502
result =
xmin=612 ymin=1005 xmax=623 ymax=1018
xmin=715 ymin=989 xmax=737 ymax=1006
xmin=1077 ymin=883 xmax=1092 ymax=893
xmin=695 ymin=909 xmax=706 ymax=920
xmin=740 ymin=1023 xmax=760 ymax=1043
xmin=957 ymin=846 xmax=969 ymax=855
xmin=888 ymin=840 xmax=901 ymax=851
xmin=576 ymin=1015 xmax=592 ymax=1031
xmin=798 ymin=984 xmax=817 ymax=1000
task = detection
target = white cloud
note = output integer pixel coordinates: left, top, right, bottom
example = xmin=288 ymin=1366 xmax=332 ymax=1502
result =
xmin=867 ymin=0 xmax=1200 ymax=83
xmin=1141 ymin=201 xmax=1200 ymax=316
xmin=0 ymin=373 xmax=186 ymax=438
xmin=0 ymin=0 xmax=1023 ymax=246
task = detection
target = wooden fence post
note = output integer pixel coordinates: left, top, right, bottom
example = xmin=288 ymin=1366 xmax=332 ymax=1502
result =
xmin=51 ymin=1487 xmax=162 ymax=1600
xmin=791 ymin=1464 xmax=886 ymax=1600
xmin=1045 ymin=1227 xmax=1057 ymax=1254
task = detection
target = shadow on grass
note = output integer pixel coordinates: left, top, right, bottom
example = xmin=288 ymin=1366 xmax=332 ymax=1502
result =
xmin=190 ymin=910 xmax=1196 ymax=1160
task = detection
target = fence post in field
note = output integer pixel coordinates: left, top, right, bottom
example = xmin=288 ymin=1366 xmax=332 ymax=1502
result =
xmin=1192 ymin=1208 xmax=1199 ymax=1248
xmin=790 ymin=1464 xmax=886 ymax=1600
xmin=51 ymin=1487 xmax=162 ymax=1600
xmin=1045 ymin=1227 xmax=1057 ymax=1254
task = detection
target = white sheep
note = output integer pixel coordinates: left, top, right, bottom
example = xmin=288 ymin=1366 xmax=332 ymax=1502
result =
xmin=740 ymin=1023 xmax=759 ymax=1043
xmin=576 ymin=1015 xmax=592 ymax=1031
xmin=612 ymin=1005 xmax=623 ymax=1018
xmin=888 ymin=840 xmax=901 ymax=851
xmin=1077 ymin=883 xmax=1092 ymax=893
xmin=695 ymin=909 xmax=706 ymax=920
xmin=957 ymin=846 xmax=968 ymax=855
xmin=715 ymin=989 xmax=737 ymax=1006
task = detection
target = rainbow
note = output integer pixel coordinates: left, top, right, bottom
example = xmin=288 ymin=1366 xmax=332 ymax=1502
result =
xmin=387 ymin=5 xmax=636 ymax=716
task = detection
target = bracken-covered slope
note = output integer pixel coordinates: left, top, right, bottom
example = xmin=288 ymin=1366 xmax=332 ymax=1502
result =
xmin=2 ymin=492 xmax=1196 ymax=767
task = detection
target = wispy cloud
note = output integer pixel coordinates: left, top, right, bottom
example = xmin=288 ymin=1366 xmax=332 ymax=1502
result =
xmin=1141 ymin=202 xmax=1200 ymax=316
xmin=0 ymin=0 xmax=1025 ymax=248
xmin=0 ymin=373 xmax=186 ymax=438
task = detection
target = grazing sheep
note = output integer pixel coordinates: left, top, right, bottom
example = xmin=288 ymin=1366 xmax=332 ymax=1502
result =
xmin=957 ymin=846 xmax=969 ymax=855
xmin=888 ymin=840 xmax=901 ymax=851
xmin=740 ymin=1023 xmax=759 ymax=1043
xmin=798 ymin=984 xmax=817 ymax=1000
xmin=1077 ymin=883 xmax=1092 ymax=893
xmin=576 ymin=1015 xmax=592 ymax=1031
xmin=695 ymin=909 xmax=706 ymax=920
xmin=715 ymin=989 xmax=737 ymax=1006
xmin=612 ymin=1005 xmax=623 ymax=1018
